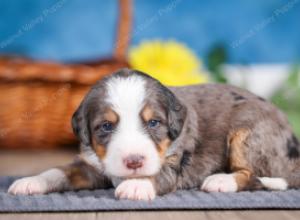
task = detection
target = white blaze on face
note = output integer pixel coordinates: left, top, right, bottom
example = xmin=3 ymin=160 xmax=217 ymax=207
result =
xmin=103 ymin=75 xmax=161 ymax=177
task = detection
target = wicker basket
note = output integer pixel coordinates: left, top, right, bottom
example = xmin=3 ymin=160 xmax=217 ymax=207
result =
xmin=0 ymin=0 xmax=132 ymax=149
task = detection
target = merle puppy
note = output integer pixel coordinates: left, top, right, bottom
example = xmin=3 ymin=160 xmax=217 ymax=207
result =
xmin=8 ymin=68 xmax=300 ymax=200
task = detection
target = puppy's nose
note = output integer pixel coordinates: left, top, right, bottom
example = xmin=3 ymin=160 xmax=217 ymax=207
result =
xmin=124 ymin=154 xmax=145 ymax=170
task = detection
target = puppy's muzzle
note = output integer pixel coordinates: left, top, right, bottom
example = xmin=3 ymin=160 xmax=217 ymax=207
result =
xmin=123 ymin=154 xmax=145 ymax=170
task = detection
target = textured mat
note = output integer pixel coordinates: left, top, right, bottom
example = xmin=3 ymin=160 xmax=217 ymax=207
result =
xmin=1 ymin=176 xmax=300 ymax=212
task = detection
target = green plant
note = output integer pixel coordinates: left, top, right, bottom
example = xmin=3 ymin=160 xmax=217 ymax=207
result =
xmin=271 ymin=64 xmax=300 ymax=138
xmin=206 ymin=44 xmax=227 ymax=83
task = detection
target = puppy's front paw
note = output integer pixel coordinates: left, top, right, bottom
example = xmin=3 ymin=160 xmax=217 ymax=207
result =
xmin=201 ymin=173 xmax=238 ymax=192
xmin=115 ymin=178 xmax=156 ymax=201
xmin=8 ymin=176 xmax=48 ymax=195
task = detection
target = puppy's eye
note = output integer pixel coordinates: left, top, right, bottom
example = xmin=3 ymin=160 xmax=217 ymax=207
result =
xmin=147 ymin=119 xmax=160 ymax=128
xmin=101 ymin=121 xmax=114 ymax=133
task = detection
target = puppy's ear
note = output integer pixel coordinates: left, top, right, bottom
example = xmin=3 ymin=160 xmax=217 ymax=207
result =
xmin=160 ymin=86 xmax=187 ymax=140
xmin=71 ymin=103 xmax=91 ymax=146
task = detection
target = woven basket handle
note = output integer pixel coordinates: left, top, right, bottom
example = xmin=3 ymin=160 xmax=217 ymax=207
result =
xmin=114 ymin=0 xmax=132 ymax=60
xmin=0 ymin=1 xmax=133 ymax=84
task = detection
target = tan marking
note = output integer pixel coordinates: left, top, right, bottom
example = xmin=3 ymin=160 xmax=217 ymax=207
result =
xmin=95 ymin=145 xmax=106 ymax=159
xmin=62 ymin=166 xmax=92 ymax=189
xmin=157 ymin=138 xmax=171 ymax=161
xmin=141 ymin=105 xmax=154 ymax=122
xmin=104 ymin=108 xmax=118 ymax=123
xmin=69 ymin=173 xmax=92 ymax=189
xmin=92 ymin=138 xmax=106 ymax=160
xmin=234 ymin=169 xmax=253 ymax=190
xmin=228 ymin=128 xmax=253 ymax=190
xmin=228 ymin=129 xmax=250 ymax=171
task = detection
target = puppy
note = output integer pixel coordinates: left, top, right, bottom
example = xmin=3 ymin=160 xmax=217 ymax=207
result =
xmin=8 ymin=68 xmax=300 ymax=200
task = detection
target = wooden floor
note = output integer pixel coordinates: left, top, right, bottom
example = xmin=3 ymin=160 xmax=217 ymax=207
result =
xmin=0 ymin=149 xmax=76 ymax=176
xmin=1 ymin=211 xmax=300 ymax=220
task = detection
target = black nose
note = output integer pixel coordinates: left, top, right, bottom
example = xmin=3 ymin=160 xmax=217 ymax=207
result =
xmin=124 ymin=154 xmax=145 ymax=170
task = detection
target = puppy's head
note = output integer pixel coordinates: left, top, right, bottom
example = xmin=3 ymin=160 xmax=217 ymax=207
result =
xmin=72 ymin=69 xmax=186 ymax=178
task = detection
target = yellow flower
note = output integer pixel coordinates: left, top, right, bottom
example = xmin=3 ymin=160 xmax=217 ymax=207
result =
xmin=128 ymin=40 xmax=208 ymax=86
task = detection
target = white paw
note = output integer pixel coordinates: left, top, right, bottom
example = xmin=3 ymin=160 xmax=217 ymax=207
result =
xmin=259 ymin=177 xmax=288 ymax=190
xmin=201 ymin=173 xmax=238 ymax=192
xmin=115 ymin=179 xmax=156 ymax=201
xmin=8 ymin=176 xmax=49 ymax=195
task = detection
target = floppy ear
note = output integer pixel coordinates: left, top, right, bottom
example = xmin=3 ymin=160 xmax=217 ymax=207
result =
xmin=71 ymin=102 xmax=91 ymax=146
xmin=160 ymin=86 xmax=187 ymax=140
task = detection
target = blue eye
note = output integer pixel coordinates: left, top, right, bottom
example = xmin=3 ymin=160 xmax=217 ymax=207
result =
xmin=147 ymin=119 xmax=160 ymax=128
xmin=101 ymin=121 xmax=114 ymax=132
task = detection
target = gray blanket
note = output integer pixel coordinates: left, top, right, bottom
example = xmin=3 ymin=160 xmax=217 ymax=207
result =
xmin=1 ymin=176 xmax=300 ymax=212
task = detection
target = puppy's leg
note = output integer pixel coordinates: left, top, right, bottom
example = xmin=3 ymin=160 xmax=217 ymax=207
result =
xmin=8 ymin=168 xmax=67 ymax=195
xmin=202 ymin=129 xmax=263 ymax=192
xmin=8 ymin=158 xmax=111 ymax=195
